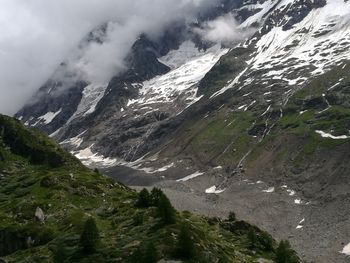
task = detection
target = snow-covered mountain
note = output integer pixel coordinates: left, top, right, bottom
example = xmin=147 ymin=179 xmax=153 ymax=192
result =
xmin=17 ymin=0 xmax=350 ymax=162
xmin=15 ymin=1 xmax=350 ymax=262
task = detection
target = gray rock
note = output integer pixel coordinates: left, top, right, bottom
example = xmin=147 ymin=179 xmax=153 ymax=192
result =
xmin=35 ymin=207 xmax=45 ymax=222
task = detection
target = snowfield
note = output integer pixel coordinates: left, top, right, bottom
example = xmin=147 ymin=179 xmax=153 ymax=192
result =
xmin=127 ymin=41 xmax=228 ymax=111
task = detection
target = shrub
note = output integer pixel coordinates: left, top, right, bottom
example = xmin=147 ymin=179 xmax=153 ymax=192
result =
xmin=133 ymin=212 xmax=144 ymax=226
xmin=129 ymin=247 xmax=143 ymax=263
xmin=80 ymin=217 xmax=99 ymax=253
xmin=129 ymin=243 xmax=158 ymax=263
xmin=144 ymin=242 xmax=158 ymax=263
xmin=228 ymin=211 xmax=236 ymax=221
xmin=176 ymin=223 xmax=195 ymax=259
xmin=40 ymin=176 xmax=56 ymax=188
xmin=53 ymin=241 xmax=68 ymax=263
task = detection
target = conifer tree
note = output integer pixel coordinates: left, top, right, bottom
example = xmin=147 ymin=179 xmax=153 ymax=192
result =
xmin=248 ymin=228 xmax=258 ymax=249
xmin=136 ymin=188 xmax=151 ymax=208
xmin=157 ymin=193 xmax=176 ymax=225
xmin=80 ymin=217 xmax=99 ymax=253
xmin=176 ymin=223 xmax=195 ymax=259
xmin=150 ymin=187 xmax=163 ymax=206
xmin=260 ymin=231 xmax=274 ymax=251
xmin=276 ymin=240 xmax=299 ymax=263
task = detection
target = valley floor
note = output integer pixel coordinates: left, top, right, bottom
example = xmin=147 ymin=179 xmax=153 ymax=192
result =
xmin=102 ymin=165 xmax=350 ymax=263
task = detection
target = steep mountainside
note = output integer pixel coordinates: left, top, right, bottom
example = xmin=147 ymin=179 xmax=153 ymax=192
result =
xmin=15 ymin=0 xmax=271 ymax=161
xmin=0 ymin=114 xmax=291 ymax=262
xmin=14 ymin=0 xmax=350 ymax=262
xmin=16 ymin=0 xmax=350 ymax=164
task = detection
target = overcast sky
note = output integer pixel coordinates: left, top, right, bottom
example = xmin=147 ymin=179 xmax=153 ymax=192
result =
xmin=0 ymin=0 xmax=220 ymax=115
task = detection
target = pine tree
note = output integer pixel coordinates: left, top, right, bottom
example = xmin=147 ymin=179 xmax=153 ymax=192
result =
xmin=136 ymin=188 xmax=151 ymax=208
xmin=150 ymin=187 xmax=163 ymax=206
xmin=157 ymin=193 xmax=176 ymax=225
xmin=80 ymin=217 xmax=99 ymax=253
xmin=144 ymin=242 xmax=158 ymax=263
xmin=259 ymin=231 xmax=274 ymax=251
xmin=248 ymin=228 xmax=258 ymax=249
xmin=176 ymin=223 xmax=195 ymax=259
xmin=276 ymin=240 xmax=299 ymax=263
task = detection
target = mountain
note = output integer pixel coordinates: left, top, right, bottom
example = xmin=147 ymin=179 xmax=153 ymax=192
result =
xmin=15 ymin=0 xmax=350 ymax=262
xmin=0 ymin=113 xmax=295 ymax=262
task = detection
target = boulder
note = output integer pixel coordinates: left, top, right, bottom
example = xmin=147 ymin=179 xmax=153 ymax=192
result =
xmin=35 ymin=207 xmax=45 ymax=223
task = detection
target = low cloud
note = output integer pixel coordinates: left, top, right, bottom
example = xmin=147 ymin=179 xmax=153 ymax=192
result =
xmin=194 ymin=13 xmax=255 ymax=45
xmin=0 ymin=0 xmax=219 ymax=115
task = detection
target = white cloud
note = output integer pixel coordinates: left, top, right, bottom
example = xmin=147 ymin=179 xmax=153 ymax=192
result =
xmin=0 ymin=0 xmax=218 ymax=115
xmin=195 ymin=13 xmax=255 ymax=45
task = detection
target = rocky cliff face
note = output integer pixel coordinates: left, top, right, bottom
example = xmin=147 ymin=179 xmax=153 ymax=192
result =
xmin=15 ymin=0 xmax=350 ymax=262
xmin=16 ymin=0 xmax=350 ymax=164
xmin=15 ymin=0 xmax=245 ymax=160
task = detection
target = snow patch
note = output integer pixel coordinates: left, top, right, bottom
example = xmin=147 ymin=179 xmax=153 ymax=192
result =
xmin=341 ymin=243 xmax=350 ymax=256
xmin=79 ymin=83 xmax=108 ymax=116
xmin=61 ymin=130 xmax=87 ymax=147
xmin=177 ymin=171 xmax=204 ymax=182
xmin=127 ymin=42 xmax=228 ymax=112
xmin=315 ymin=130 xmax=350 ymax=140
xmin=158 ymin=41 xmax=208 ymax=69
xmin=140 ymin=163 xmax=175 ymax=174
xmin=294 ymin=199 xmax=302 ymax=205
xmin=37 ymin=109 xmax=62 ymax=124
xmin=205 ymin=185 xmax=225 ymax=194
xmin=287 ymin=189 xmax=296 ymax=196
xmin=74 ymin=144 xmax=117 ymax=167
xmin=262 ymin=187 xmax=275 ymax=193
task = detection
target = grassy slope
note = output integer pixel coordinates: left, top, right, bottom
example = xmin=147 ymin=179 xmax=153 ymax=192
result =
xmin=0 ymin=115 xmax=280 ymax=263
xmin=246 ymin=63 xmax=350 ymax=165
xmin=164 ymin=61 xmax=350 ymax=170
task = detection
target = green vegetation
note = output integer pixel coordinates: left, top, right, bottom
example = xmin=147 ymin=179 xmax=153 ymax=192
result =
xmin=228 ymin=211 xmax=237 ymax=221
xmin=52 ymin=240 xmax=68 ymax=263
xmin=156 ymin=193 xmax=176 ymax=225
xmin=244 ymin=63 xmax=350 ymax=169
xmin=0 ymin=114 xmax=297 ymax=262
xmin=176 ymin=223 xmax=195 ymax=259
xmin=275 ymin=240 xmax=299 ymax=263
xmin=183 ymin=111 xmax=256 ymax=165
xmin=143 ymin=242 xmax=158 ymax=263
xmin=176 ymin=62 xmax=350 ymax=171
xmin=80 ymin=218 xmax=99 ymax=253
xmin=198 ymin=47 xmax=252 ymax=96
xmin=135 ymin=188 xmax=151 ymax=208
